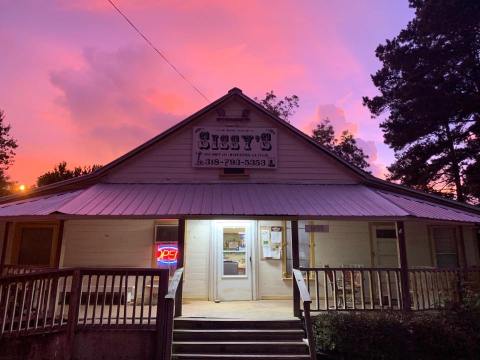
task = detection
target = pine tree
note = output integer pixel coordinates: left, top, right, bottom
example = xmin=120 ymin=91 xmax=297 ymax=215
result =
xmin=363 ymin=0 xmax=480 ymax=203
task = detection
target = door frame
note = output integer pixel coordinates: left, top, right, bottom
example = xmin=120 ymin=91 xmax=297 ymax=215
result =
xmin=209 ymin=220 xmax=258 ymax=301
xmin=370 ymin=222 xmax=399 ymax=267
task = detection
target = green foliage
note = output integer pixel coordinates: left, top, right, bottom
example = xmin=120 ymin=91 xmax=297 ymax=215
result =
xmin=312 ymin=119 xmax=370 ymax=170
xmin=314 ymin=306 xmax=480 ymax=360
xmin=255 ymin=90 xmax=299 ymax=122
xmin=37 ymin=161 xmax=102 ymax=187
xmin=0 ymin=110 xmax=18 ymax=196
xmin=363 ymin=0 xmax=480 ymax=204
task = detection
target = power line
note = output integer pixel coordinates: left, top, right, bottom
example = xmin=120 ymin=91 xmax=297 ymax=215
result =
xmin=106 ymin=0 xmax=210 ymax=103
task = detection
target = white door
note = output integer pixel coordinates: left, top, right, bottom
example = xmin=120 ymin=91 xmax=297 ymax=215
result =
xmin=215 ymin=221 xmax=254 ymax=301
xmin=373 ymin=225 xmax=399 ymax=267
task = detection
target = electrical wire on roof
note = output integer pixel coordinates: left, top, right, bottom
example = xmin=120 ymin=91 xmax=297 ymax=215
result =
xmin=106 ymin=0 xmax=210 ymax=103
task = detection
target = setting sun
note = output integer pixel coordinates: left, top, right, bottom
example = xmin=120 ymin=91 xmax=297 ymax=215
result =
xmin=18 ymin=184 xmax=26 ymax=192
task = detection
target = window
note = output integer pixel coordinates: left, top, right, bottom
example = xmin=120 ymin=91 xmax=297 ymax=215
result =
xmin=13 ymin=223 xmax=58 ymax=266
xmin=222 ymin=226 xmax=247 ymax=276
xmin=432 ymin=227 xmax=458 ymax=268
xmin=223 ymin=168 xmax=245 ymax=175
xmin=283 ymin=222 xmax=314 ymax=278
xmin=155 ymin=224 xmax=179 ymax=243
xmin=154 ymin=223 xmax=180 ymax=273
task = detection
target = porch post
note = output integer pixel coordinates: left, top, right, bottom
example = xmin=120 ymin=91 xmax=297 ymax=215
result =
xmin=174 ymin=218 xmax=185 ymax=317
xmin=456 ymin=226 xmax=467 ymax=268
xmin=0 ymin=221 xmax=11 ymax=271
xmin=291 ymin=220 xmax=301 ymax=317
xmin=395 ymin=221 xmax=411 ymax=311
xmin=54 ymin=220 xmax=65 ymax=268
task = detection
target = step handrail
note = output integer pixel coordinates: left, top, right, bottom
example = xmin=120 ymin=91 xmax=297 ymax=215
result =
xmin=160 ymin=267 xmax=184 ymax=360
xmin=293 ymin=269 xmax=316 ymax=360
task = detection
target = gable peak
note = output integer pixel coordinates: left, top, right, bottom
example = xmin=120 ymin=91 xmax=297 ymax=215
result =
xmin=228 ymin=87 xmax=243 ymax=95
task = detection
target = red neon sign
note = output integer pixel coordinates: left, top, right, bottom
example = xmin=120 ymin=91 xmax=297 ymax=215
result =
xmin=156 ymin=244 xmax=179 ymax=265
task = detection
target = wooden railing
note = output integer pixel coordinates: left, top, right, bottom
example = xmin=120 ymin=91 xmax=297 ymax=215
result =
xmin=1 ymin=264 xmax=54 ymax=277
xmin=299 ymin=266 xmax=480 ymax=312
xmin=159 ymin=268 xmax=184 ymax=360
xmin=0 ymin=266 xmax=182 ymax=359
xmin=293 ymin=269 xmax=317 ymax=360
xmin=299 ymin=267 xmax=403 ymax=311
xmin=0 ymin=268 xmax=74 ymax=335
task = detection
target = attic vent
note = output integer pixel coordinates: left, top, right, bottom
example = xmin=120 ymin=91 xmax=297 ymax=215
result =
xmin=223 ymin=168 xmax=245 ymax=175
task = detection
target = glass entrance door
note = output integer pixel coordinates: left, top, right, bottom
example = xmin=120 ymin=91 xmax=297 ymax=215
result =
xmin=215 ymin=221 xmax=254 ymax=301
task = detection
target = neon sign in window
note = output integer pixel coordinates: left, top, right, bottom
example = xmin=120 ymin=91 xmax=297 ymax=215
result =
xmin=156 ymin=243 xmax=179 ymax=265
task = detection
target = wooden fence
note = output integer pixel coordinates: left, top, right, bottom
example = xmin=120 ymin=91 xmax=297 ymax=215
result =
xmin=0 ymin=267 xmax=183 ymax=360
xmin=298 ymin=266 xmax=480 ymax=312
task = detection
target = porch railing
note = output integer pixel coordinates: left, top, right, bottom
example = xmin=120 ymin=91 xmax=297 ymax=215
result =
xmin=299 ymin=266 xmax=480 ymax=312
xmin=1 ymin=264 xmax=54 ymax=277
xmin=0 ymin=267 xmax=181 ymax=360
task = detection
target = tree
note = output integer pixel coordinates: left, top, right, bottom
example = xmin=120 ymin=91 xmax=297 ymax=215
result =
xmin=363 ymin=0 xmax=480 ymax=203
xmin=255 ymin=90 xmax=299 ymax=122
xmin=0 ymin=110 xmax=18 ymax=196
xmin=312 ymin=119 xmax=370 ymax=170
xmin=37 ymin=161 xmax=102 ymax=187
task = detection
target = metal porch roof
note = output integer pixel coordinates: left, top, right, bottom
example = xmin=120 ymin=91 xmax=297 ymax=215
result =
xmin=0 ymin=183 xmax=478 ymax=222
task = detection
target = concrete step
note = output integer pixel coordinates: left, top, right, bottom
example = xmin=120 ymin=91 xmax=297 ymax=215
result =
xmin=172 ymin=354 xmax=312 ymax=359
xmin=174 ymin=318 xmax=302 ymax=330
xmin=172 ymin=341 xmax=309 ymax=355
xmin=173 ymin=328 xmax=305 ymax=342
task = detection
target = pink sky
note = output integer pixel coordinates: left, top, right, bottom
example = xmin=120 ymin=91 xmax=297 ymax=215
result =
xmin=0 ymin=0 xmax=413 ymax=186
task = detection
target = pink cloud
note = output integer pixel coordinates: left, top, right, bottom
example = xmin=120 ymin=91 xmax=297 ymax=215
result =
xmin=1 ymin=0 xmax=413 ymax=185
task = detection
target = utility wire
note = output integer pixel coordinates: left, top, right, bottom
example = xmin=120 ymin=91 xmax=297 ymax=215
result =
xmin=106 ymin=0 xmax=210 ymax=103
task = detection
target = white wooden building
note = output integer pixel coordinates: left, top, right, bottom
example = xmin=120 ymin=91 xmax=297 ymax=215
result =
xmin=1 ymin=87 xmax=479 ymax=305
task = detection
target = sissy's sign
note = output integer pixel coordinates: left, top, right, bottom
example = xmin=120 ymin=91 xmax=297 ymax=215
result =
xmin=192 ymin=127 xmax=277 ymax=168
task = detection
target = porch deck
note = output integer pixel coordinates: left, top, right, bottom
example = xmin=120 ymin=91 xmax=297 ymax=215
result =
xmin=181 ymin=300 xmax=294 ymax=320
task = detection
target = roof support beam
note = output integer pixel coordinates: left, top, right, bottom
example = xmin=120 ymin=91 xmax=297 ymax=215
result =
xmin=0 ymin=221 xmax=11 ymax=270
xmin=396 ymin=221 xmax=411 ymax=311
xmin=174 ymin=218 xmax=185 ymax=317
xmin=456 ymin=226 xmax=467 ymax=268
xmin=291 ymin=220 xmax=301 ymax=317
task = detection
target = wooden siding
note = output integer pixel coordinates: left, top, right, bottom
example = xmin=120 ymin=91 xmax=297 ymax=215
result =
xmin=104 ymin=98 xmax=360 ymax=184
xmin=61 ymin=220 xmax=155 ymax=268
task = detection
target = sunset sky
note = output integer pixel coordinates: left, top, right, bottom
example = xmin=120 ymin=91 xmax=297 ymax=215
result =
xmin=1 ymin=0 xmax=414 ymax=186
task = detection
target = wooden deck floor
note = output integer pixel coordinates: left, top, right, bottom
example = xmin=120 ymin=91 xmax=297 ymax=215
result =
xmin=181 ymin=300 xmax=295 ymax=320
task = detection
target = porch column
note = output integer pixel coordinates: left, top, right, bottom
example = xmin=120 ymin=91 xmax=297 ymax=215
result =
xmin=0 ymin=221 xmax=11 ymax=271
xmin=456 ymin=226 xmax=467 ymax=268
xmin=291 ymin=220 xmax=301 ymax=317
xmin=174 ymin=218 xmax=185 ymax=317
xmin=395 ymin=221 xmax=411 ymax=311
xmin=54 ymin=220 xmax=65 ymax=268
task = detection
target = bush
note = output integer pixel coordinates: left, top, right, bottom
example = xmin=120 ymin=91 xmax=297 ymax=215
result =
xmin=314 ymin=305 xmax=480 ymax=360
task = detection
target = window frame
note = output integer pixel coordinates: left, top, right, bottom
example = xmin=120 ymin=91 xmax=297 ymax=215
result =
xmin=12 ymin=222 xmax=60 ymax=267
xmin=430 ymin=225 xmax=459 ymax=268
xmin=281 ymin=221 xmax=316 ymax=279
xmin=152 ymin=220 xmax=180 ymax=271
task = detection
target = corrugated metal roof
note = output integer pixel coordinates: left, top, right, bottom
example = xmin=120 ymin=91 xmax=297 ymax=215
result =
xmin=377 ymin=191 xmax=480 ymax=223
xmin=0 ymin=184 xmax=479 ymax=222
xmin=0 ymin=191 xmax=82 ymax=216
xmin=55 ymin=183 xmax=407 ymax=217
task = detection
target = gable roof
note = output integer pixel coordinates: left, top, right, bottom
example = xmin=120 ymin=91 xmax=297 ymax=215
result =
xmin=2 ymin=88 xmax=480 ymax=217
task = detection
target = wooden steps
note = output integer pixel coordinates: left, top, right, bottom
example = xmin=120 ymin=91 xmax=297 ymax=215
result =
xmin=172 ymin=318 xmax=311 ymax=360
